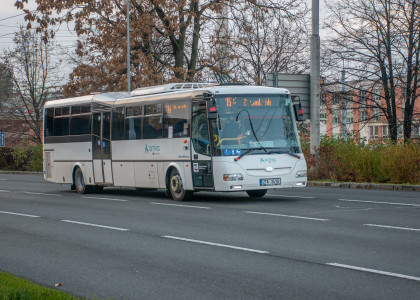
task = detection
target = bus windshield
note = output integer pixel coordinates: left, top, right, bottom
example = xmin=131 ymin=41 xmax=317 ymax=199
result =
xmin=212 ymin=94 xmax=301 ymax=156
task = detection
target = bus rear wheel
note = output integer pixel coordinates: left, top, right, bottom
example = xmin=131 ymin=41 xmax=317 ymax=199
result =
xmin=246 ymin=189 xmax=267 ymax=198
xmin=74 ymin=167 xmax=93 ymax=194
xmin=168 ymin=169 xmax=192 ymax=201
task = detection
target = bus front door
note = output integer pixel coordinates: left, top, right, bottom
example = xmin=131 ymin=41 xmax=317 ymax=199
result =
xmin=92 ymin=112 xmax=113 ymax=185
xmin=191 ymin=101 xmax=214 ymax=189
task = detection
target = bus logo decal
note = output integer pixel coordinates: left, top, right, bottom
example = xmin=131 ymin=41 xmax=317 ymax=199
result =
xmin=145 ymin=144 xmax=160 ymax=153
xmin=260 ymin=157 xmax=276 ymax=163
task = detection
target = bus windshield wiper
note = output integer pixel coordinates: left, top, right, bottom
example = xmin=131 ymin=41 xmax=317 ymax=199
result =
xmin=266 ymin=150 xmax=301 ymax=159
xmin=234 ymin=147 xmax=265 ymax=162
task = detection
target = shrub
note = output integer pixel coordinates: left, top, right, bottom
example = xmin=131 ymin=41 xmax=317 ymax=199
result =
xmin=305 ymin=137 xmax=420 ymax=185
xmin=0 ymin=140 xmax=43 ymax=172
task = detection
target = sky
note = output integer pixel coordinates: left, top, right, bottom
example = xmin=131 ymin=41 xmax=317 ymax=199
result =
xmin=0 ymin=0 xmax=79 ymax=53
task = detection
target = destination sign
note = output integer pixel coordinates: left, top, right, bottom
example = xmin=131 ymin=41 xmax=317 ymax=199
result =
xmin=217 ymin=95 xmax=288 ymax=109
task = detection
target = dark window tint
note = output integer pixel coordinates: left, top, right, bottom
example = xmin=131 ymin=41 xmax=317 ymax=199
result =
xmin=44 ymin=108 xmax=54 ymax=137
xmin=92 ymin=114 xmax=101 ymax=136
xmin=164 ymin=102 xmax=189 ymax=138
xmin=54 ymin=117 xmax=69 ymax=136
xmin=80 ymin=105 xmax=91 ymax=113
xmin=125 ymin=117 xmax=141 ymax=140
xmin=145 ymin=104 xmax=162 ymax=115
xmin=72 ymin=106 xmax=81 ymax=115
xmin=143 ymin=116 xmax=162 ymax=139
xmin=112 ymin=108 xmax=125 ymax=140
xmin=70 ymin=115 xmax=91 ymax=135
xmin=126 ymin=106 xmax=142 ymax=117
xmin=103 ymin=113 xmax=111 ymax=140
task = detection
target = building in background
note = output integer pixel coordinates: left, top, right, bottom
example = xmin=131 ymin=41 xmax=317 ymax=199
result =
xmin=319 ymin=85 xmax=420 ymax=142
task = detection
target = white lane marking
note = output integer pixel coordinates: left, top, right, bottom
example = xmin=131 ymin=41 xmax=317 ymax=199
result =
xmin=82 ymin=196 xmax=128 ymax=202
xmin=327 ymin=263 xmax=420 ymax=282
xmin=271 ymin=195 xmax=315 ymax=199
xmin=163 ymin=235 xmax=269 ymax=254
xmin=23 ymin=191 xmax=62 ymax=197
xmin=364 ymin=224 xmax=420 ymax=232
xmin=0 ymin=179 xmax=8 ymax=181
xmin=339 ymin=199 xmax=420 ymax=207
xmin=0 ymin=210 xmax=40 ymax=218
xmin=61 ymin=220 xmax=129 ymax=231
xmin=150 ymin=202 xmax=210 ymax=209
xmin=0 ymin=190 xmax=10 ymax=192
xmin=245 ymin=211 xmax=329 ymax=221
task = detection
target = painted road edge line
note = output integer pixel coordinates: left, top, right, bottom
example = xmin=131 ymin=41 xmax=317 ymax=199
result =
xmin=0 ymin=210 xmax=40 ymax=218
xmin=364 ymin=224 xmax=420 ymax=232
xmin=61 ymin=220 xmax=130 ymax=231
xmin=23 ymin=191 xmax=62 ymax=197
xmin=245 ymin=211 xmax=329 ymax=221
xmin=0 ymin=190 xmax=10 ymax=192
xmin=271 ymin=195 xmax=315 ymax=199
xmin=82 ymin=196 xmax=128 ymax=202
xmin=150 ymin=202 xmax=211 ymax=209
xmin=338 ymin=199 xmax=420 ymax=207
xmin=327 ymin=263 xmax=420 ymax=282
xmin=162 ymin=235 xmax=269 ymax=254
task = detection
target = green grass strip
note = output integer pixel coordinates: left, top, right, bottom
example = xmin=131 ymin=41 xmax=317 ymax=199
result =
xmin=0 ymin=271 xmax=80 ymax=300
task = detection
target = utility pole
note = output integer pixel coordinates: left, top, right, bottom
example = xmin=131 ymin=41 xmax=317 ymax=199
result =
xmin=310 ymin=0 xmax=320 ymax=155
xmin=341 ymin=65 xmax=347 ymax=141
xmin=127 ymin=0 xmax=131 ymax=92
xmin=215 ymin=4 xmax=230 ymax=83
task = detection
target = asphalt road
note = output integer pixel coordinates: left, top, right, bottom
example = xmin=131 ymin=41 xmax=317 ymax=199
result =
xmin=0 ymin=174 xmax=419 ymax=299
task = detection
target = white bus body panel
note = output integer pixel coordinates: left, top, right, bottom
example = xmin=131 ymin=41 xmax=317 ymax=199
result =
xmin=212 ymin=154 xmax=307 ymax=192
xmin=44 ymin=142 xmax=93 ymax=185
xmin=111 ymin=138 xmax=192 ymax=189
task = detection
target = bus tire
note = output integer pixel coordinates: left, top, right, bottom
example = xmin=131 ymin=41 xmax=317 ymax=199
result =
xmin=168 ymin=168 xmax=192 ymax=201
xmin=74 ymin=167 xmax=92 ymax=194
xmin=246 ymin=189 xmax=267 ymax=198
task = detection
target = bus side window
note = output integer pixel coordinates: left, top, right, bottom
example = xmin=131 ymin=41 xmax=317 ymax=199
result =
xmin=112 ymin=108 xmax=125 ymax=140
xmin=70 ymin=114 xmax=91 ymax=135
xmin=143 ymin=116 xmax=163 ymax=139
xmin=164 ymin=102 xmax=189 ymax=138
xmin=125 ymin=117 xmax=141 ymax=140
xmin=44 ymin=108 xmax=54 ymax=137
xmin=192 ymin=104 xmax=209 ymax=155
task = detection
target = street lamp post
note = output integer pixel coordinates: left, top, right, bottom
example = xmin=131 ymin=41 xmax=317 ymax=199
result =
xmin=341 ymin=64 xmax=347 ymax=141
xmin=310 ymin=0 xmax=320 ymax=155
xmin=127 ymin=0 xmax=131 ymax=92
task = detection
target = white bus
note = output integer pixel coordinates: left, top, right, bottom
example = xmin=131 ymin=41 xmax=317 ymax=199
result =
xmin=43 ymin=84 xmax=307 ymax=201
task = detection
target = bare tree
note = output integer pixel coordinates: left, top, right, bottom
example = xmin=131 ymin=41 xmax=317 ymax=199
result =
xmin=324 ymin=0 xmax=420 ymax=142
xmin=227 ymin=0 xmax=310 ymax=85
xmin=15 ymin=0 xmax=307 ymax=95
xmin=3 ymin=28 xmax=62 ymax=143
xmin=0 ymin=63 xmax=14 ymax=113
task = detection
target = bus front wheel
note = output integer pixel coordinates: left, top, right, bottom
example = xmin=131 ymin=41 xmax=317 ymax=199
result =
xmin=246 ymin=189 xmax=267 ymax=198
xmin=168 ymin=169 xmax=192 ymax=201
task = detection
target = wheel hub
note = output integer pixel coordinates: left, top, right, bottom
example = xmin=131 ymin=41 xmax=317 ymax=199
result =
xmin=170 ymin=176 xmax=181 ymax=193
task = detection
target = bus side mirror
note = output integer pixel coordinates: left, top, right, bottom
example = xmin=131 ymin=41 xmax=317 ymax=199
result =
xmin=293 ymin=103 xmax=304 ymax=121
xmin=207 ymin=106 xmax=218 ymax=120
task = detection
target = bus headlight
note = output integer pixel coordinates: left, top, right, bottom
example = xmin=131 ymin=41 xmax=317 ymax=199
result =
xmin=295 ymin=170 xmax=307 ymax=178
xmin=223 ymin=173 xmax=243 ymax=181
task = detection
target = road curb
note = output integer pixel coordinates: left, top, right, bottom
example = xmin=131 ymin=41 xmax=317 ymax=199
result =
xmin=307 ymin=181 xmax=420 ymax=192
xmin=0 ymin=171 xmax=42 ymax=175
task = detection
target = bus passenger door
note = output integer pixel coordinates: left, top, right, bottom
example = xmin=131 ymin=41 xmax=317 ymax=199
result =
xmin=191 ymin=101 xmax=214 ymax=189
xmin=92 ymin=112 xmax=113 ymax=185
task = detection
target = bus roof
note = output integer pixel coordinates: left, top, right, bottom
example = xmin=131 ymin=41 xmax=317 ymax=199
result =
xmin=45 ymin=92 xmax=130 ymax=108
xmin=44 ymin=85 xmax=290 ymax=108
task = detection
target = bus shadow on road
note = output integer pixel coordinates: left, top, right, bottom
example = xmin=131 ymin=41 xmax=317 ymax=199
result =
xmin=63 ymin=187 xmax=300 ymax=204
